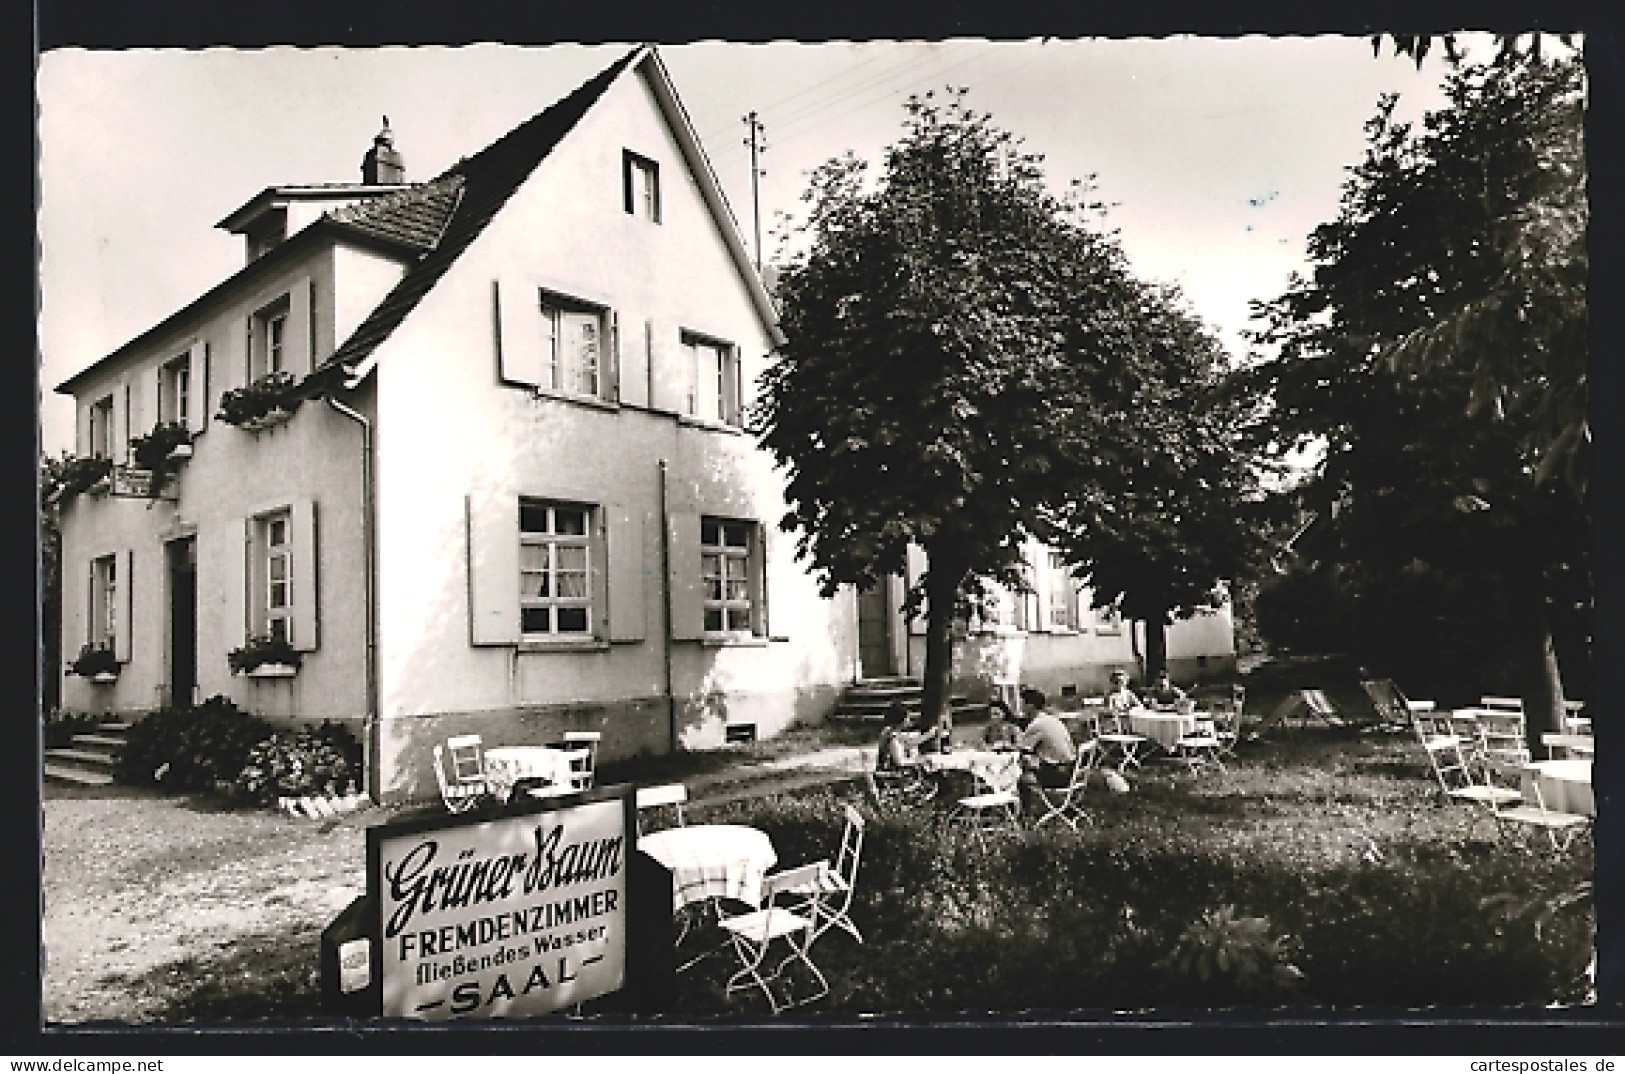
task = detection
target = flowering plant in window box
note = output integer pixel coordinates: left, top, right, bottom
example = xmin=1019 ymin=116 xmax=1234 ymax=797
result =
xmin=49 ymin=455 xmax=114 ymax=504
xmin=228 ymin=634 xmax=304 ymax=676
xmin=217 ymin=372 xmax=304 ymax=430
xmin=129 ymin=422 xmax=195 ymax=496
xmin=68 ymin=643 xmax=120 ymax=682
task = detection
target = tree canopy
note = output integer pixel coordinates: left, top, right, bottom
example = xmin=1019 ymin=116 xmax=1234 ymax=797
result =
xmin=1248 ymin=54 xmax=1588 ymax=729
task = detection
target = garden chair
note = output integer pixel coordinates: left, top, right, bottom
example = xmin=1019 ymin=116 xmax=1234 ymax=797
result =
xmin=1487 ymin=758 xmax=1590 ymax=853
xmin=1096 ymin=710 xmax=1148 ymax=770
xmin=1477 ymin=709 xmax=1530 ymax=768
xmin=1030 ymin=741 xmax=1099 ymax=833
xmin=1413 ymin=714 xmax=1519 ymax=809
xmin=560 ymin=730 xmax=601 ymax=790
xmin=949 ymin=757 xmax=1022 ymax=844
xmin=717 ymin=862 xmax=831 ymax=1014
xmin=1360 ymin=679 xmax=1435 ymax=730
xmin=1541 ymin=732 xmax=1594 ymax=760
xmin=1210 ymin=698 xmax=1243 ymax=758
xmin=1172 ymin=716 xmax=1226 ymax=775
xmin=775 ymin=804 xmax=866 ymax=945
xmin=433 ymin=735 xmax=488 ymax=813
xmin=634 ymin=783 xmax=688 ymax=836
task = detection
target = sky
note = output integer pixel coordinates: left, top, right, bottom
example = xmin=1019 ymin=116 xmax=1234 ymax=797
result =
xmin=36 ymin=35 xmax=1497 ymax=457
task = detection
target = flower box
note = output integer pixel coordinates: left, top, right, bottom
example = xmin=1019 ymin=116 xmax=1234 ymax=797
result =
xmin=89 ymin=671 xmax=119 ymax=685
xmin=167 ymin=442 xmax=193 ymax=460
xmin=241 ymin=408 xmax=295 ymax=433
xmin=247 ymin=663 xmax=299 ymax=679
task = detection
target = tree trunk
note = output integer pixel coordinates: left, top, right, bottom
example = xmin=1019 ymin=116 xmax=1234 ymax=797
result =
xmin=1513 ymin=529 xmax=1565 ymax=754
xmin=919 ymin=546 xmax=967 ymax=730
xmin=1144 ymin=606 xmax=1170 ymax=680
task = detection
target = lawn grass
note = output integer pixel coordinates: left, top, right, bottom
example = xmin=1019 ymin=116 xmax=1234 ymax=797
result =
xmin=150 ymin=717 xmax=1592 ymax=1021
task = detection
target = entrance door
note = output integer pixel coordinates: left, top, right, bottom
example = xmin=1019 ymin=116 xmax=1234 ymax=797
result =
xmin=168 ymin=537 xmax=197 ymax=709
xmin=857 ymin=580 xmax=894 ymax=680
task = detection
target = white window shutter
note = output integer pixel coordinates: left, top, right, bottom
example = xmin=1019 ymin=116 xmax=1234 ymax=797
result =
xmin=754 ymin=522 xmax=771 ymax=637
xmin=666 ymin=510 xmax=704 ymax=640
xmin=114 ymin=548 xmax=133 ymax=662
xmin=112 ymin=378 xmax=130 ymax=464
xmin=467 ymin=490 xmax=520 ymax=646
xmin=212 ymin=519 xmax=249 ymax=649
xmin=287 ymin=277 xmax=313 ymax=376
xmin=607 ymin=504 xmax=646 ymax=642
xmin=76 ymin=403 xmax=87 ymax=457
xmin=291 ymin=498 xmax=320 ymax=652
xmin=1033 ymin=555 xmax=1052 ymax=633
xmin=495 ymin=280 xmax=544 ymax=388
xmin=187 ymin=341 xmax=207 ymax=430
xmin=607 ymin=309 xmax=621 ymax=402
xmin=243 ymin=316 xmax=254 ymax=386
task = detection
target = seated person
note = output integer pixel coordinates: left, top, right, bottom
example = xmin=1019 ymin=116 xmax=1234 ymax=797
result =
xmin=1013 ymin=686 xmax=1077 ymax=811
xmin=1104 ymin=668 xmax=1143 ymax=718
xmin=1145 ymin=669 xmax=1188 ymax=712
xmin=982 ymin=698 xmax=1020 ymax=750
xmin=876 ymin=702 xmax=924 ymax=772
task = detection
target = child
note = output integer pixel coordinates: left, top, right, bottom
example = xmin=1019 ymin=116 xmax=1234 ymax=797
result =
xmin=1104 ymin=668 xmax=1142 ymax=717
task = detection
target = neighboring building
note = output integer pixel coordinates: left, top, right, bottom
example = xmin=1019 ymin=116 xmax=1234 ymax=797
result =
xmin=52 ymin=45 xmax=1234 ymax=801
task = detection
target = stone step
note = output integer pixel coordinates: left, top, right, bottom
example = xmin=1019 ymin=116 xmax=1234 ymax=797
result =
xmin=97 ymin=721 xmax=134 ymax=733
xmin=72 ymin=733 xmax=127 ymax=750
xmin=43 ymin=762 xmax=115 ymax=786
xmin=855 ymin=677 xmax=921 ymax=689
xmin=45 ymin=747 xmax=119 ymax=769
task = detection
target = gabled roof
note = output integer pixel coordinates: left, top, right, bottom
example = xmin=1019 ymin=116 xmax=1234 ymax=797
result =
xmin=316 ymin=44 xmax=785 ymax=391
xmin=308 ymin=46 xmax=644 ymax=389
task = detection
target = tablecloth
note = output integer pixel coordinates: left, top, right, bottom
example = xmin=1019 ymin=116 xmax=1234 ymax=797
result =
xmin=1522 ymin=759 xmax=1594 ymax=817
xmin=637 ymin=824 xmax=779 ymax=913
xmin=1127 ymin=712 xmax=1201 ymax=750
xmin=483 ymin=746 xmax=575 ymax=802
xmin=921 ymin=749 xmax=1022 ymax=794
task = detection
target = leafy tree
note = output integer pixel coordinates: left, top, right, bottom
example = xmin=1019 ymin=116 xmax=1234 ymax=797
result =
xmin=759 ymin=89 xmax=1130 ymax=724
xmin=1045 ymin=283 xmax=1278 ymax=676
xmin=1249 ymin=56 xmax=1587 ymax=740
xmin=39 ymin=452 xmax=70 ymax=714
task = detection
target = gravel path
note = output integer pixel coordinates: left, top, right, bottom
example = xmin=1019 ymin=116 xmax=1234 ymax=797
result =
xmin=42 ymin=783 xmax=370 ymax=1024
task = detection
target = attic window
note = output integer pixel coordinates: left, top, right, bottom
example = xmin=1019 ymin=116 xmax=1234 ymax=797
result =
xmin=623 ymin=151 xmax=661 ymax=223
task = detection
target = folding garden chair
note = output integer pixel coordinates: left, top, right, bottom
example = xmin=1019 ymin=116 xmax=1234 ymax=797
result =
xmin=560 ymin=730 xmax=601 ymax=790
xmin=634 ymin=783 xmax=688 ymax=836
xmin=1172 ymin=717 xmax=1226 ymax=775
xmin=1414 ymin=712 xmax=1519 ymax=809
xmin=1030 ymin=741 xmax=1099 ymax=833
xmin=432 ymin=735 xmax=488 ymax=813
xmin=1096 ymin=710 xmax=1147 ymax=770
xmin=950 ymin=759 xmax=1022 ymax=844
xmin=1477 ymin=709 xmax=1530 ymax=768
xmin=717 ymin=862 xmax=831 ymax=1014
xmin=1487 ymin=759 xmax=1590 ymax=853
xmin=776 ymin=804 xmax=866 ymax=945
xmin=1541 ymin=732 xmax=1594 ymax=760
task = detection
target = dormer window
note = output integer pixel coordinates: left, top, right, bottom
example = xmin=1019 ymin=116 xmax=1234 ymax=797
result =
xmin=623 ymin=151 xmax=660 ymax=223
xmin=252 ymin=296 xmax=291 ymax=379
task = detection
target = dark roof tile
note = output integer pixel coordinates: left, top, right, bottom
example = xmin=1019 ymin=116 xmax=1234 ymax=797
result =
xmin=323 ymin=176 xmax=464 ymax=250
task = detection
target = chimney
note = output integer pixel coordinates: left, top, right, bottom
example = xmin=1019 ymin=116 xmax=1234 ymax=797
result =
xmin=361 ymin=117 xmax=406 ymax=185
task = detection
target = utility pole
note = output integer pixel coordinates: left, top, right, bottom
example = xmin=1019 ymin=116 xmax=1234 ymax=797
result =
xmin=742 ymin=112 xmax=768 ymax=274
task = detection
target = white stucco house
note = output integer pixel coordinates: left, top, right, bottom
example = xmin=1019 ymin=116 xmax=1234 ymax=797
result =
xmin=52 ymin=45 xmax=1234 ymax=800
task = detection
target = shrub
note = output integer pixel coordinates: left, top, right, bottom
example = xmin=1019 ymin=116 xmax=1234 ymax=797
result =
xmin=52 ymin=455 xmax=113 ymax=502
xmin=43 ymin=710 xmax=104 ymax=749
xmin=233 ymin=721 xmax=363 ymax=804
xmin=116 ymin=695 xmax=273 ymax=793
xmin=1157 ymin=905 xmax=1304 ymax=1004
xmin=67 ymin=643 xmax=119 ymax=678
xmin=129 ymin=422 xmax=194 ymax=495
xmin=228 ymin=634 xmax=303 ymax=674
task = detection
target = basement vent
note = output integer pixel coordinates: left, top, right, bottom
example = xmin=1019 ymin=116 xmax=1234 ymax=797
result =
xmin=1060 ymin=684 xmax=1077 ymax=698
xmin=725 ymin=723 xmax=758 ymax=744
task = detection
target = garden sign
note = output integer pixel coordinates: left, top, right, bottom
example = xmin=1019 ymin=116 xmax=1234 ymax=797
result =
xmin=333 ymin=785 xmax=671 ymax=1020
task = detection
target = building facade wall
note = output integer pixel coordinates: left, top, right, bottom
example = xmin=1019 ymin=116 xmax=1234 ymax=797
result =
xmin=365 ymin=67 xmax=857 ymax=800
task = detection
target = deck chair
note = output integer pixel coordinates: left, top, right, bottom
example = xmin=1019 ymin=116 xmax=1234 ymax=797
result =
xmin=635 ymin=783 xmax=688 ymax=836
xmin=1488 ymin=759 xmax=1591 ymax=852
xmin=1259 ymin=689 xmax=1346 ymax=733
xmin=717 ymin=862 xmax=831 ymax=1014
xmin=1360 ymin=679 xmax=1435 ymax=730
xmin=1031 ymin=741 xmax=1099 ymax=833
xmin=1414 ymin=713 xmax=1519 ymax=808
xmin=776 ymin=804 xmax=866 ymax=945
xmin=433 ymin=735 xmax=488 ymax=813
xmin=560 ymin=730 xmax=601 ymax=790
